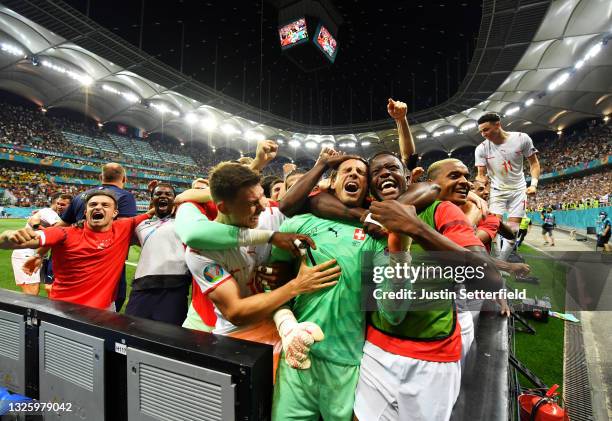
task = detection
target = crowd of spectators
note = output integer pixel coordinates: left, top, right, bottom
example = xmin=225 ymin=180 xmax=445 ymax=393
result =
xmin=534 ymin=120 xmax=612 ymax=173
xmin=527 ymin=168 xmax=612 ymax=211
xmin=1 ymin=99 xmax=611 ymax=210
xmin=0 ymin=164 xmax=153 ymax=206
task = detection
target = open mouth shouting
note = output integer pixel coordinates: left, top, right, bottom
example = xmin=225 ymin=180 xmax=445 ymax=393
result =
xmin=91 ymin=210 xmax=105 ymax=221
xmin=157 ymin=198 xmax=170 ymax=211
xmin=344 ymin=180 xmax=361 ymax=196
xmin=378 ymin=179 xmax=399 ymax=199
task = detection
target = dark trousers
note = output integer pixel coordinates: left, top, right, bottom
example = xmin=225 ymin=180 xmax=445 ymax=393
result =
xmin=515 ymin=229 xmax=528 ymax=248
xmin=124 ymin=284 xmax=190 ymax=325
xmin=115 ymin=266 xmax=127 ymax=312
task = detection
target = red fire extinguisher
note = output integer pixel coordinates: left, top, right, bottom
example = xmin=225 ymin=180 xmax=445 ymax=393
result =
xmin=518 ymin=384 xmax=569 ymax=421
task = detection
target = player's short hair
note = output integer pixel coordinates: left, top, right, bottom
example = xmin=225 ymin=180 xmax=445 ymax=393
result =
xmin=368 ymin=151 xmax=406 ymax=172
xmin=477 ymin=113 xmax=501 ymax=125
xmin=262 ymin=175 xmax=283 ymax=198
xmin=50 ymin=192 xmax=73 ymax=204
xmin=84 ymin=189 xmax=118 ymax=209
xmin=191 ymin=178 xmax=208 ymax=188
xmin=329 ymin=156 xmax=370 ymax=183
xmin=427 ymin=158 xmax=464 ymax=180
xmin=151 ymin=183 xmax=176 ymax=199
xmin=209 ymin=162 xmax=261 ymax=203
xmin=101 ymin=163 xmax=126 ymax=182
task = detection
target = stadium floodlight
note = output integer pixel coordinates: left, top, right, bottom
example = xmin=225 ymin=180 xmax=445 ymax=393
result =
xmin=604 ymin=115 xmax=610 ymax=123
xmin=121 ymin=92 xmax=139 ymax=103
xmin=0 ymin=42 xmax=25 ymax=57
xmin=102 ymin=84 xmax=119 ymax=94
xmin=221 ymin=123 xmax=238 ymax=136
xmin=574 ymin=59 xmax=585 ymax=70
xmin=201 ymin=117 xmax=217 ymax=131
xmin=524 ymin=98 xmax=534 ymax=107
xmin=416 ymin=134 xmax=428 ymax=139
xmin=345 ymin=141 xmax=356 ymax=148
xmin=151 ymin=103 xmax=169 ymax=115
xmin=460 ymin=122 xmax=476 ymax=131
xmin=361 ymin=141 xmax=371 ymax=147
xmin=245 ymin=131 xmax=265 ymax=142
xmin=548 ymin=72 xmax=570 ymax=91
xmin=289 ymin=140 xmax=300 ymax=148
xmin=557 ymin=129 xmax=563 ymax=135
xmin=506 ymin=106 xmax=520 ymax=116
xmin=276 ymin=139 xmax=284 ymax=145
xmin=584 ymin=42 xmax=602 ymax=60
xmin=305 ymin=141 xmax=317 ymax=149
xmin=185 ymin=113 xmax=198 ymax=125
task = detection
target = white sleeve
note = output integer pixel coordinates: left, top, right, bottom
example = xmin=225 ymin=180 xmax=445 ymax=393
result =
xmin=521 ymin=133 xmax=538 ymax=158
xmin=474 ymin=144 xmax=487 ymax=167
xmin=38 ymin=208 xmax=61 ymax=227
xmin=187 ymin=251 xmax=233 ymax=294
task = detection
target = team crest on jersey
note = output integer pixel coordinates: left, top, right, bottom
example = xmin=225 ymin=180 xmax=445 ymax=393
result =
xmin=203 ymin=263 xmax=228 ymax=284
xmin=353 ymin=228 xmax=366 ymax=241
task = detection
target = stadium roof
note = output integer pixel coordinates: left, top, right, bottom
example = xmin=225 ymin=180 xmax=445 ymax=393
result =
xmin=0 ymin=0 xmax=610 ymax=159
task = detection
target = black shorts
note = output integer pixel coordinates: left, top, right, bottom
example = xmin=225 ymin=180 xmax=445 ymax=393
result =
xmin=597 ymin=234 xmax=610 ymax=247
xmin=125 ymin=284 xmax=190 ymax=325
xmin=542 ymin=225 xmax=554 ymax=235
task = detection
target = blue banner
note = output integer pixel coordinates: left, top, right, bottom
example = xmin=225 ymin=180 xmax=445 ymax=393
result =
xmin=528 ymin=206 xmax=612 ymax=230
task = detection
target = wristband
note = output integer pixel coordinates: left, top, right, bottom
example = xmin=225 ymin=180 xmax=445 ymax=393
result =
xmin=530 ymin=178 xmax=538 ymax=188
xmin=364 ymin=213 xmax=383 ymax=227
xmin=237 ymin=228 xmax=274 ymax=246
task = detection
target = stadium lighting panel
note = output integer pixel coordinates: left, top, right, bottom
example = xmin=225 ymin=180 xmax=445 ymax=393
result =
xmin=416 ymin=134 xmax=428 ymax=139
xmin=221 ymin=123 xmax=239 ymax=136
xmin=184 ymin=113 xmax=198 ymax=124
xmin=0 ymin=42 xmax=25 ymax=57
xmin=41 ymin=59 xmax=93 ymax=86
xmin=505 ymin=106 xmax=520 ymax=116
xmin=460 ymin=122 xmax=476 ymax=131
xmin=524 ymin=98 xmax=535 ymax=107
xmin=102 ymin=84 xmax=140 ymax=104
xmin=201 ymin=117 xmax=217 ymax=131
xmin=361 ymin=141 xmax=371 ymax=147
xmin=289 ymin=140 xmax=300 ymax=147
xmin=548 ymin=72 xmax=570 ymax=91
xmin=305 ymin=141 xmax=317 ymax=149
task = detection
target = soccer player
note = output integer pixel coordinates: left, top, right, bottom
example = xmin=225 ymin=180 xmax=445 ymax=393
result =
xmin=175 ymin=162 xmax=340 ymax=334
xmin=541 ymin=207 xmax=556 ymax=246
xmin=270 ymin=157 xmax=389 ymax=421
xmin=10 ymin=192 xmax=71 ymax=295
xmin=353 ymin=159 xmax=506 ymax=421
xmin=124 ymin=183 xmax=191 ymax=325
xmin=596 ymin=211 xmax=611 ymax=252
xmin=60 ymin=162 xmax=137 ymax=311
xmin=1 ymin=190 xmax=151 ymax=310
xmin=475 ymin=113 xmax=541 ymax=260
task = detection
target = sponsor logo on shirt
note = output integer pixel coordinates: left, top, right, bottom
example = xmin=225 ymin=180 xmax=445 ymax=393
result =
xmin=202 ymin=263 xmax=228 ymax=284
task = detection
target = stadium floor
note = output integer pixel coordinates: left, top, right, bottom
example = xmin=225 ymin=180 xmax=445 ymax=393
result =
xmin=0 ymin=218 xmax=580 ymax=409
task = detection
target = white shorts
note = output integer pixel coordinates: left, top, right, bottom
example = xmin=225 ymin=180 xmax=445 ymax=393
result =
xmin=458 ymin=310 xmax=474 ymax=367
xmin=489 ymin=188 xmax=526 ymax=219
xmin=11 ymin=254 xmax=40 ymax=285
xmin=354 ymin=341 xmax=461 ymax=421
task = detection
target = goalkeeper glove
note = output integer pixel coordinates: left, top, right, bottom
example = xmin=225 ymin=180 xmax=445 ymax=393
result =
xmin=273 ymin=307 xmax=324 ymax=369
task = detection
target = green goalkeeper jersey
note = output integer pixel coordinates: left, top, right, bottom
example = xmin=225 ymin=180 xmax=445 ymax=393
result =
xmin=271 ymin=213 xmax=387 ymax=366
